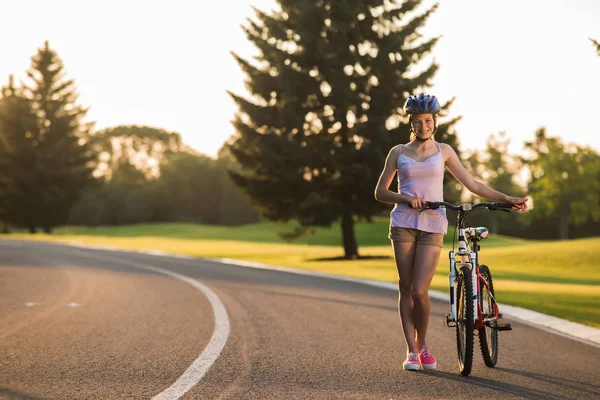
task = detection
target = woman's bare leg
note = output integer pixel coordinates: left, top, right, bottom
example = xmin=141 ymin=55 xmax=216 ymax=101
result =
xmin=412 ymin=244 xmax=442 ymax=349
xmin=392 ymin=241 xmax=418 ymax=354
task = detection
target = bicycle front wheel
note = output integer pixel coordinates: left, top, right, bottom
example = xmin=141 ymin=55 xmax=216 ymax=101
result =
xmin=456 ymin=266 xmax=474 ymax=376
xmin=478 ymin=264 xmax=498 ymax=367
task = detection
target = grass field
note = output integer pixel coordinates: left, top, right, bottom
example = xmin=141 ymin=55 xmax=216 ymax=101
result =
xmin=3 ymin=220 xmax=599 ymax=328
xmin=50 ymin=218 xmax=529 ymax=248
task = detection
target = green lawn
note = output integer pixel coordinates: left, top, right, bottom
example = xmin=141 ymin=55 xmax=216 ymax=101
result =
xmin=3 ymin=221 xmax=599 ymax=328
xmin=49 ymin=218 xmax=529 ymax=248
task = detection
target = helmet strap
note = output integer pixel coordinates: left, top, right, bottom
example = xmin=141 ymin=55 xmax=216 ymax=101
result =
xmin=415 ymin=135 xmax=432 ymax=142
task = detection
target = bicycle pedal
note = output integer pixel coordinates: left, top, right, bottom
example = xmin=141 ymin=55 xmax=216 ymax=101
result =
xmin=444 ymin=314 xmax=457 ymax=328
xmin=497 ymin=324 xmax=512 ymax=331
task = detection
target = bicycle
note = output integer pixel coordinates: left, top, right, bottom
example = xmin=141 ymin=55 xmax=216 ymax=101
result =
xmin=424 ymin=201 xmax=514 ymax=376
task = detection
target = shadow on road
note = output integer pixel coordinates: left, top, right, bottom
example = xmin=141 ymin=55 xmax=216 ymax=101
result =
xmin=496 ymin=367 xmax=600 ymax=396
xmin=422 ymin=369 xmax=588 ymax=400
xmin=423 ymin=368 xmax=598 ymax=400
xmin=217 ymin=284 xmax=447 ymax=318
xmin=0 ymin=388 xmax=46 ymax=400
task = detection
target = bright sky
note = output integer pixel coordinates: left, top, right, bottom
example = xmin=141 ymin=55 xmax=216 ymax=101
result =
xmin=1 ymin=0 xmax=599 ymax=158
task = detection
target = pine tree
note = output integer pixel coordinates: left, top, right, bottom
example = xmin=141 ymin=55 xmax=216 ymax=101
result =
xmin=227 ymin=0 xmax=460 ymax=258
xmin=0 ymin=76 xmax=39 ymax=232
xmin=11 ymin=41 xmax=96 ymax=232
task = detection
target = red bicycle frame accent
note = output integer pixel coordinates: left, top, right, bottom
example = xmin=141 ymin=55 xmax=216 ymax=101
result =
xmin=474 ymin=264 xmax=500 ymax=329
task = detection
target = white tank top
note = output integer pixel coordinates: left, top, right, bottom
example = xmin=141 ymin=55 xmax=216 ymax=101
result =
xmin=390 ymin=143 xmax=448 ymax=234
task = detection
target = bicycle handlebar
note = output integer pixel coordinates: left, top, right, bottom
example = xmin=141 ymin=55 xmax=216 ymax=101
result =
xmin=424 ymin=201 xmax=514 ymax=212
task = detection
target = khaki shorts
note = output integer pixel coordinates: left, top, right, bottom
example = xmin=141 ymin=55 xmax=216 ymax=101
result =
xmin=389 ymin=227 xmax=444 ymax=248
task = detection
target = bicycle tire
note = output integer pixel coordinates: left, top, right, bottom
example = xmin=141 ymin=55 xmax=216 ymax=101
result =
xmin=456 ymin=266 xmax=474 ymax=376
xmin=478 ymin=264 xmax=499 ymax=367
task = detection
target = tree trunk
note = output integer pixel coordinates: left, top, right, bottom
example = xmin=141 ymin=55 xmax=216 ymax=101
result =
xmin=341 ymin=212 xmax=359 ymax=259
xmin=43 ymin=225 xmax=53 ymax=234
xmin=559 ymin=216 xmax=569 ymax=240
xmin=28 ymin=225 xmax=37 ymax=234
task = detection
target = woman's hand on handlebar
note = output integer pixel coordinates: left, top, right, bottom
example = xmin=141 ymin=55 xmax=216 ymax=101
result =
xmin=407 ymin=196 xmax=426 ymax=209
xmin=506 ymin=196 xmax=528 ymax=211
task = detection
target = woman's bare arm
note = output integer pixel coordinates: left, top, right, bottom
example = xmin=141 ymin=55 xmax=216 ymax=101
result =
xmin=442 ymin=143 xmax=528 ymax=210
xmin=374 ymin=145 xmax=414 ymax=205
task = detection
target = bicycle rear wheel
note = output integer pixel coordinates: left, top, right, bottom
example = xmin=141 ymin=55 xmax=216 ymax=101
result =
xmin=456 ymin=266 xmax=474 ymax=376
xmin=478 ymin=264 xmax=498 ymax=367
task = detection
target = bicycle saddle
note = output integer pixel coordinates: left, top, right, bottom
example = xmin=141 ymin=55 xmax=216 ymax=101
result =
xmin=464 ymin=227 xmax=489 ymax=240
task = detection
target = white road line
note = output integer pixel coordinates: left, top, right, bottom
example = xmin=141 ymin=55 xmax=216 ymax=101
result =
xmin=62 ymin=247 xmax=230 ymax=400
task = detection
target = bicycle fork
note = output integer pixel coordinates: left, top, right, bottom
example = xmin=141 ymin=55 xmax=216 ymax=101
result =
xmin=445 ymin=249 xmax=477 ymax=327
xmin=445 ymin=228 xmax=478 ymax=328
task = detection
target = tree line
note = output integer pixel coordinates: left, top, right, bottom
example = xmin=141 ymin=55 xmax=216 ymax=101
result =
xmin=1 ymin=1 xmax=599 ymax=259
xmin=461 ymin=130 xmax=600 ymax=241
xmin=68 ymin=127 xmax=260 ymax=228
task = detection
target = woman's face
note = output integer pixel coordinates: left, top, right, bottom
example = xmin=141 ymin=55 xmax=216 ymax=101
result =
xmin=411 ymin=113 xmax=436 ymax=140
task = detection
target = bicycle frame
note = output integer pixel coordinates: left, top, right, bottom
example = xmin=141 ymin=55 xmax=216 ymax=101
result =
xmin=427 ymin=201 xmax=514 ymax=375
xmin=448 ymin=205 xmax=479 ymax=325
xmin=449 ymin=231 xmax=501 ymax=329
xmin=448 ymin=228 xmax=478 ymax=324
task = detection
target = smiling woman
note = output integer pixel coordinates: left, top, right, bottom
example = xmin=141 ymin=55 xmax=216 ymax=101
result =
xmin=374 ymin=92 xmax=528 ymax=371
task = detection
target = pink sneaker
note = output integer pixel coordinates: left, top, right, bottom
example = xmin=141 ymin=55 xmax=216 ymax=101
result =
xmin=403 ymin=352 xmax=421 ymax=371
xmin=419 ymin=346 xmax=437 ymax=370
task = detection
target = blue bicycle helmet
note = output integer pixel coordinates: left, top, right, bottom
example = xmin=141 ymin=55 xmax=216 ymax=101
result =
xmin=403 ymin=93 xmax=441 ymax=114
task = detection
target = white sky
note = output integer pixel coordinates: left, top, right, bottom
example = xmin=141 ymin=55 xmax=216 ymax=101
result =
xmin=1 ymin=0 xmax=599 ymax=158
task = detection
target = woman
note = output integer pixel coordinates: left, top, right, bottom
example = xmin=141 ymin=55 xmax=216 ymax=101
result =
xmin=374 ymin=93 xmax=528 ymax=371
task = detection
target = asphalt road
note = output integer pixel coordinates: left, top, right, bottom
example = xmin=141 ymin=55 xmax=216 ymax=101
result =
xmin=0 ymin=240 xmax=598 ymax=400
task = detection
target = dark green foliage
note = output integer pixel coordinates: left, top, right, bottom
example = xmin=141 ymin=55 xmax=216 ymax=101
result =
xmin=68 ymin=178 xmax=152 ymax=226
xmin=68 ymin=142 xmax=260 ymax=227
xmin=154 ymin=152 xmax=224 ymax=224
xmin=522 ymin=128 xmax=600 ymax=240
xmin=0 ymin=42 xmax=96 ymax=233
xmin=149 ymin=150 xmax=260 ymax=225
xmin=463 ymin=132 xmax=525 ymax=234
xmin=68 ymin=124 xmax=195 ymax=226
xmin=0 ymin=76 xmax=39 ymax=231
xmin=227 ymin=0 xmax=460 ymax=258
